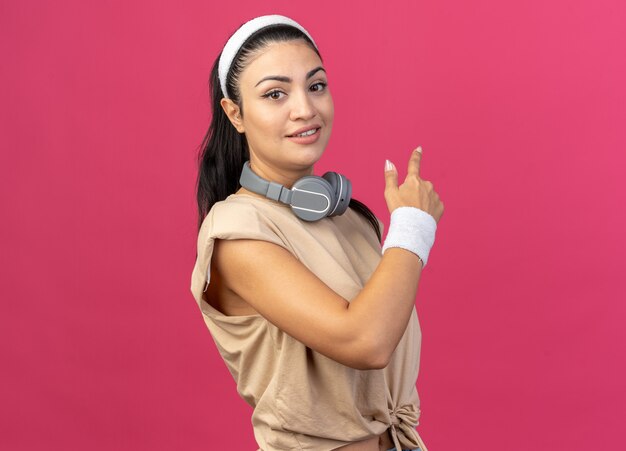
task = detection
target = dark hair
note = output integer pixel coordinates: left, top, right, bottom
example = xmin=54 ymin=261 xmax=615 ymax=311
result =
xmin=195 ymin=23 xmax=381 ymax=243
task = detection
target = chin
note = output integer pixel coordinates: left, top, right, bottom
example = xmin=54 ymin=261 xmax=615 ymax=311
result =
xmin=294 ymin=146 xmax=326 ymax=166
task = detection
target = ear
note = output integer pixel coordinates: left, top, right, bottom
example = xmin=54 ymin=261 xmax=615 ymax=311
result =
xmin=220 ymin=98 xmax=245 ymax=133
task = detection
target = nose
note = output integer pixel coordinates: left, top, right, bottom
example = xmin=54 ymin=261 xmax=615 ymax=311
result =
xmin=289 ymin=88 xmax=316 ymax=121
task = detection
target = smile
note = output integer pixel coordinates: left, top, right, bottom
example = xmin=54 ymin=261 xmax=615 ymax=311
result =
xmin=286 ymin=127 xmax=321 ymax=144
xmin=288 ymin=127 xmax=320 ymax=137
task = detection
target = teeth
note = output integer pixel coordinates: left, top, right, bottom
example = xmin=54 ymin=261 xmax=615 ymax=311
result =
xmin=294 ymin=128 xmax=318 ymax=137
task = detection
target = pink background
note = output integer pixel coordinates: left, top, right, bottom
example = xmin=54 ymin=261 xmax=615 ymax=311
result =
xmin=2 ymin=1 xmax=624 ymax=449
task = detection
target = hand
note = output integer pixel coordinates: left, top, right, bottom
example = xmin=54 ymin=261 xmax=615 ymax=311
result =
xmin=384 ymin=146 xmax=444 ymax=223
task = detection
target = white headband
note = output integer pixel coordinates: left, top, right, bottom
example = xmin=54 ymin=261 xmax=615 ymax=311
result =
xmin=218 ymin=14 xmax=318 ymax=99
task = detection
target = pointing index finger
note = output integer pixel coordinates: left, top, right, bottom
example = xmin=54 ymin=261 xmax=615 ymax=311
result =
xmin=406 ymin=146 xmax=422 ymax=179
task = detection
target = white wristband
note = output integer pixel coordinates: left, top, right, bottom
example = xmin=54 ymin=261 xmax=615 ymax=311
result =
xmin=381 ymin=206 xmax=437 ymax=267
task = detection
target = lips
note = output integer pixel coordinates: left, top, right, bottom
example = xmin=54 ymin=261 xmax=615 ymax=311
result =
xmin=287 ymin=125 xmax=321 ymax=137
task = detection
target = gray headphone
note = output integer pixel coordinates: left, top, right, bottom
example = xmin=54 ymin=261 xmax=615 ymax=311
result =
xmin=239 ymin=160 xmax=352 ymax=221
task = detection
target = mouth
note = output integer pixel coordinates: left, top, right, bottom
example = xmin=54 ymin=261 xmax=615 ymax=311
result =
xmin=286 ymin=127 xmax=322 ymax=144
xmin=287 ymin=126 xmax=321 ymax=138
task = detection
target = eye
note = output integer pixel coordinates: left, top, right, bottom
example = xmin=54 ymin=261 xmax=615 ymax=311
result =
xmin=311 ymin=81 xmax=327 ymax=92
xmin=263 ymin=90 xmax=285 ymax=100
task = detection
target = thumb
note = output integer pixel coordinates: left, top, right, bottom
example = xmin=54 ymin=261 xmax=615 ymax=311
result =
xmin=384 ymin=159 xmax=398 ymax=191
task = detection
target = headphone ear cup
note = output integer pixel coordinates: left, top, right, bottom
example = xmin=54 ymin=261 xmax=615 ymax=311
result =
xmin=290 ymin=176 xmax=334 ymax=221
xmin=322 ymin=172 xmax=352 ymax=216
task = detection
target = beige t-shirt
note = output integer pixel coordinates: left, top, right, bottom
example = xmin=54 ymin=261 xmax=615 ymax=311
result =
xmin=190 ymin=193 xmax=427 ymax=451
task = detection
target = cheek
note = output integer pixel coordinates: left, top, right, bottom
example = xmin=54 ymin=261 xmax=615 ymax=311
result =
xmin=256 ymin=105 xmax=284 ymax=131
xmin=321 ymin=97 xmax=334 ymax=121
xmin=248 ymin=110 xmax=282 ymax=139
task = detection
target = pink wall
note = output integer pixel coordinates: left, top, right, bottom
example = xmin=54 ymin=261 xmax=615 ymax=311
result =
xmin=2 ymin=1 xmax=624 ymax=449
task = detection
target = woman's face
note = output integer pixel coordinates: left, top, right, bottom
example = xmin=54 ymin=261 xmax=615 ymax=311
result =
xmin=223 ymin=39 xmax=334 ymax=184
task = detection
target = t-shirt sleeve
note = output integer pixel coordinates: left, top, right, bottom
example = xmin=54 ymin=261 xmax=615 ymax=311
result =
xmin=189 ymin=200 xmax=290 ymax=314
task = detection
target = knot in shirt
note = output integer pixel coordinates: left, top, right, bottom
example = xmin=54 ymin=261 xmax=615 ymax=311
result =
xmin=388 ymin=403 xmax=424 ymax=451
xmin=390 ymin=403 xmax=419 ymax=427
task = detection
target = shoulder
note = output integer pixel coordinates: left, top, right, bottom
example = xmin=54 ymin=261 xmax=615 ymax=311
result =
xmin=197 ymin=195 xmax=288 ymax=251
xmin=199 ymin=195 xmax=269 ymax=233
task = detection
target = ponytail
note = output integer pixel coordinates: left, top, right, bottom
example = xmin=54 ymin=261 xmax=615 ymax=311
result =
xmin=195 ymin=54 xmax=248 ymax=231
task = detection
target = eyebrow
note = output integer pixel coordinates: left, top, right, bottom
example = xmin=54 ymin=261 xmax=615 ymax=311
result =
xmin=255 ymin=66 xmax=326 ymax=87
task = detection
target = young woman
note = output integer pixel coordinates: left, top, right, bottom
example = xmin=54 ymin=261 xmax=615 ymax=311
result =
xmin=190 ymin=14 xmax=444 ymax=451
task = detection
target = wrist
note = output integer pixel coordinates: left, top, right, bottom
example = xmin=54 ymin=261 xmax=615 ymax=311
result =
xmin=382 ymin=206 xmax=437 ymax=267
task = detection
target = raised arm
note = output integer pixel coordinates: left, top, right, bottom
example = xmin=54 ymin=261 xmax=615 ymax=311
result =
xmin=213 ymin=147 xmax=444 ymax=370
